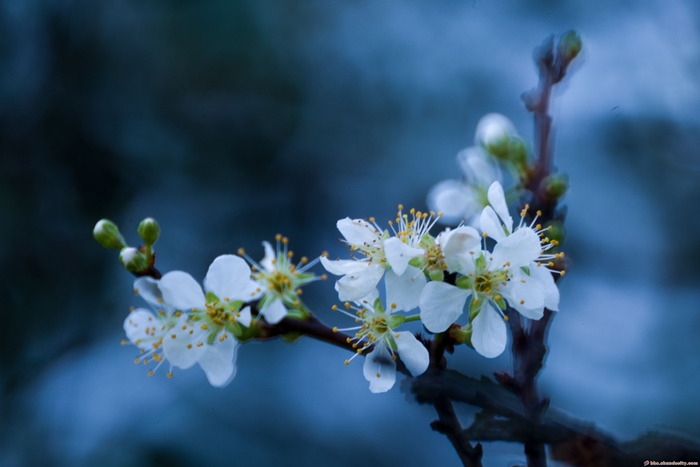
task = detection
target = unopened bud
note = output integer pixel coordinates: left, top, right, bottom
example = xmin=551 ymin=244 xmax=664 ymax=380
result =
xmin=543 ymin=173 xmax=569 ymax=201
xmin=137 ymin=217 xmax=161 ymax=246
xmin=93 ymin=219 xmax=126 ymax=250
xmin=474 ymin=113 xmax=517 ymax=159
xmin=120 ymin=247 xmax=147 ymax=272
xmin=558 ymin=30 xmax=582 ymax=65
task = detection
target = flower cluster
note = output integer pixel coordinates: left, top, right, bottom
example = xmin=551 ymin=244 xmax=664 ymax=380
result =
xmin=324 ymin=181 xmax=562 ymax=367
xmin=122 ymin=239 xmax=323 ymax=387
xmin=100 ymin=113 xmax=564 ymax=395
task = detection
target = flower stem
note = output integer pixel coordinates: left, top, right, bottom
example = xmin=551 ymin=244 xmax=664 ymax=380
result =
xmin=404 ymin=315 xmax=421 ymax=323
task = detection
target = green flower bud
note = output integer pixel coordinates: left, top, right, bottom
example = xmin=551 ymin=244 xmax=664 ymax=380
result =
xmin=543 ymin=221 xmax=567 ymax=246
xmin=137 ymin=217 xmax=161 ymax=246
xmin=475 ymin=113 xmax=517 ymax=159
xmin=119 ymin=247 xmax=148 ymax=272
xmin=543 ymin=173 xmax=569 ymax=201
xmin=93 ymin=219 xmax=126 ymax=250
xmin=558 ymin=30 xmax=582 ymax=65
xmin=448 ymin=323 xmax=473 ymax=347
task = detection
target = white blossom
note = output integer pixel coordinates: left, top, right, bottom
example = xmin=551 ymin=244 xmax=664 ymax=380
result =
xmin=419 ymin=182 xmax=563 ymax=358
xmin=334 ymin=289 xmax=429 ymax=393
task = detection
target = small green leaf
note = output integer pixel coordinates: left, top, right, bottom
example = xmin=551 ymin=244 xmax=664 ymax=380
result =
xmin=388 ymin=335 xmax=398 ymax=352
xmin=494 ymin=295 xmax=506 ymax=311
xmin=521 ymin=266 xmax=531 ymax=276
xmin=469 ymin=297 xmax=482 ymax=320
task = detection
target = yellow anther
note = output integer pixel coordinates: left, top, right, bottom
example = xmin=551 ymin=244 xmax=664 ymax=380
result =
xmin=504 ymin=316 xmax=509 ymax=321
xmin=134 ymin=358 xmax=141 ymax=364
xmin=395 ymin=333 xmax=400 ymax=338
xmin=237 ymin=248 xmax=245 ymax=255
xmin=133 ymin=289 xmax=139 ymax=295
xmin=321 ymin=274 xmax=327 ymax=280
xmin=287 ymin=251 xmax=293 ymax=258
xmin=333 ymin=327 xmax=338 ymax=333
xmin=346 ymin=338 xmax=351 ymax=343
xmin=171 ymin=334 xmax=176 ymax=339
xmin=332 ymin=305 xmax=338 ymax=311
xmin=391 ymin=303 xmax=397 ymax=309
xmin=357 ymin=349 xmax=362 ymax=354
xmin=409 ymin=208 xmax=415 ymax=214
xmin=200 ymin=324 xmax=208 ymax=330
xmin=376 ymin=372 xmax=381 ymax=378
xmin=187 ymin=344 xmax=192 ymax=349
xmin=129 ymin=306 xmax=134 ymax=312
xmin=520 ymin=300 xmax=525 ymax=305
xmin=391 ymin=355 xmax=397 ymax=361
xmin=275 ymin=233 xmax=282 ymax=241
xmin=157 ymin=298 xmax=163 ymax=303
xmin=344 ymin=360 xmax=350 ymax=365
xmin=548 ymin=262 xmax=554 ymax=267
xmin=196 ymin=342 xmax=203 ymax=347
xmin=219 ymin=336 xmax=224 ymax=342
xmin=282 ymin=237 xmax=289 ymax=244
xmin=352 ymin=343 xmax=357 ymax=348
xmin=345 ymin=302 xmax=351 ymax=309
xmin=148 ymin=371 xmax=154 ymax=377
xmin=121 ymin=339 xmax=127 ymax=345
xmin=167 ymin=372 xmax=173 ymax=378
xmin=143 ymin=358 xmax=149 ymax=365
xmin=537 ymin=210 xmax=542 ymax=216
xmin=482 ymin=232 xmax=488 ymax=237
xmin=561 ymin=270 xmax=566 ymax=276
xmin=398 ymin=204 xmax=404 ymax=210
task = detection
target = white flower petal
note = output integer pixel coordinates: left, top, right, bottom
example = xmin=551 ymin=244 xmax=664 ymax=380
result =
xmin=363 ymin=344 xmax=397 ymax=393
xmin=419 ymin=281 xmax=471 ymax=333
xmin=162 ymin=319 xmax=207 ymax=370
xmin=480 ymin=206 xmax=506 ymax=242
xmin=260 ymin=241 xmax=276 ymax=272
xmin=123 ymin=309 xmax=159 ymax=350
xmin=530 ymin=264 xmax=560 ymax=311
xmin=335 ymin=263 xmax=385 ymax=302
xmin=198 ymin=334 xmax=238 ymax=388
xmin=204 ymin=255 xmax=260 ymax=302
xmin=471 ymin=302 xmax=507 ymax=358
xmin=238 ymin=306 xmax=253 ymax=327
xmin=394 ymin=331 xmax=429 ymax=377
xmin=260 ymin=297 xmax=287 ymax=324
xmin=501 ymin=268 xmax=545 ymax=319
xmin=133 ymin=277 xmax=164 ymax=312
xmin=487 ymin=182 xmax=513 ymax=233
xmin=384 ymin=237 xmax=425 ymax=276
xmin=159 ymin=271 xmax=205 ymax=311
xmin=320 ymin=256 xmax=370 ymax=276
xmin=457 ymin=146 xmax=501 ymax=186
xmin=385 ymin=266 xmax=427 ymax=312
xmin=491 ymin=227 xmax=542 ymax=269
xmin=427 ymin=179 xmax=478 ymax=225
xmin=441 ymin=226 xmax=482 ymax=275
xmin=337 ymin=217 xmax=382 ymax=247
xmin=354 ymin=288 xmax=380 ymax=308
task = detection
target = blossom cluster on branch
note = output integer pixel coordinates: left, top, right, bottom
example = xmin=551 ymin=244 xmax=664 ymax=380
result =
xmin=93 ymin=30 xmax=584 ymax=467
xmin=93 ymin=109 xmax=565 ymax=392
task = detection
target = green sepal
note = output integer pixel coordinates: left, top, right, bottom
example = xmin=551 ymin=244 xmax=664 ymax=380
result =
xmin=494 ymin=296 xmax=506 ymax=311
xmin=387 ymin=314 xmax=405 ymax=329
xmin=449 ymin=324 xmax=473 ymax=348
xmin=295 ymin=273 xmax=315 ymax=281
xmin=455 ymin=276 xmax=473 ymax=290
xmin=409 ymin=255 xmax=427 ymax=269
xmin=469 ymin=298 xmax=482 ymax=320
xmin=429 ymin=269 xmax=444 ymax=282
xmin=226 ymin=321 xmax=243 ymax=337
xmin=421 ymin=234 xmax=435 ymax=247
xmin=388 ymin=335 xmax=398 ymax=352
xmin=521 ymin=266 xmax=531 ymax=277
xmin=227 ymin=300 xmax=244 ymax=312
xmin=373 ymin=298 xmax=384 ymax=313
xmin=381 ymin=230 xmax=390 ymax=240
xmin=475 ymin=253 xmax=486 ymax=270
xmin=206 ymin=292 xmax=220 ymax=304
xmin=206 ymin=332 xmax=217 ymax=345
xmin=285 ymin=309 xmax=306 ymax=320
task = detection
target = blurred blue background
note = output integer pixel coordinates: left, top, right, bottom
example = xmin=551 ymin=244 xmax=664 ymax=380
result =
xmin=2 ymin=0 xmax=700 ymax=466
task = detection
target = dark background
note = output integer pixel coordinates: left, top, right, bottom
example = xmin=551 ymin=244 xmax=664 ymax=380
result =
xmin=1 ymin=1 xmax=699 ymax=466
